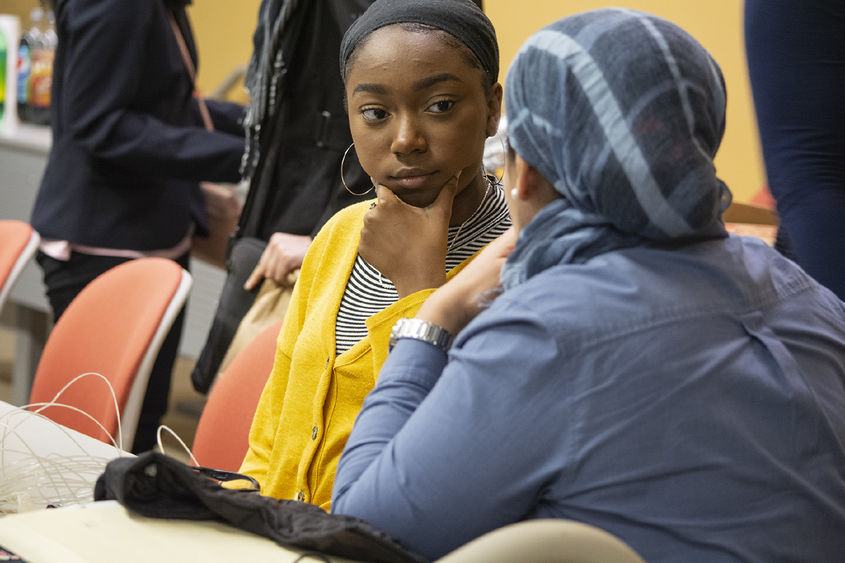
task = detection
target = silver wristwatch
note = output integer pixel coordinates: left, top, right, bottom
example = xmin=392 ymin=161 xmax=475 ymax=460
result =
xmin=389 ymin=318 xmax=454 ymax=352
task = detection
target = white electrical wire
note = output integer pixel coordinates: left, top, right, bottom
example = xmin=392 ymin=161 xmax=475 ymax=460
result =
xmin=156 ymin=424 xmax=199 ymax=467
xmin=0 ymin=372 xmax=129 ymax=514
xmin=25 ymin=371 xmax=125 ymax=450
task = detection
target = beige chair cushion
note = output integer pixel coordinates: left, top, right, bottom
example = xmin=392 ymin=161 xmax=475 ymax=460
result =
xmin=437 ymin=519 xmax=645 ymax=563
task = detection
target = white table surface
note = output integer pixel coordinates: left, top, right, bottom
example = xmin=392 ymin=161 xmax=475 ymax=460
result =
xmin=0 ymin=500 xmax=361 ymax=563
xmin=0 ymin=400 xmax=361 ymax=562
xmin=0 ymin=400 xmax=129 ymax=513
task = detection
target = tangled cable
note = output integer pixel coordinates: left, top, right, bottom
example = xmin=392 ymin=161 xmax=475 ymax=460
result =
xmin=0 ymin=372 xmax=129 ymax=514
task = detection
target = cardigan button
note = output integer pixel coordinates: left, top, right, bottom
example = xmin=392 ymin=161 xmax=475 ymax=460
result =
xmin=295 ymin=491 xmax=306 ymax=502
xmin=311 ymin=426 xmax=318 ymax=440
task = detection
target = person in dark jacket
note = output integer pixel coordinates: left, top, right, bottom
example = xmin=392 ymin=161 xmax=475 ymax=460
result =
xmin=30 ymin=0 xmax=245 ymax=452
xmin=190 ymin=0 xmax=375 ymax=392
xmin=745 ymin=0 xmax=845 ymax=301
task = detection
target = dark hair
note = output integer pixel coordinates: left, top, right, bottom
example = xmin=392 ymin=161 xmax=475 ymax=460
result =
xmin=343 ymin=23 xmax=496 ymax=93
xmin=339 ymin=0 xmax=498 ymax=87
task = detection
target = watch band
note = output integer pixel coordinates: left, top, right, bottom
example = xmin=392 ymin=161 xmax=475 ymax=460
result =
xmin=389 ymin=318 xmax=454 ymax=352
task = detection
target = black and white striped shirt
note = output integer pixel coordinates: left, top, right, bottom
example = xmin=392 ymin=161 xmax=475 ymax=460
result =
xmin=335 ymin=182 xmax=511 ymax=354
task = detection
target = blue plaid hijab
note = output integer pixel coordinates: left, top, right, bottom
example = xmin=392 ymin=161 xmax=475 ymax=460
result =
xmin=501 ymin=8 xmax=731 ymax=289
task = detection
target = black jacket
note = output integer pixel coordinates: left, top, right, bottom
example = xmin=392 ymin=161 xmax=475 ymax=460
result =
xmin=236 ymin=0 xmax=375 ymax=241
xmin=31 ymin=0 xmax=245 ymax=250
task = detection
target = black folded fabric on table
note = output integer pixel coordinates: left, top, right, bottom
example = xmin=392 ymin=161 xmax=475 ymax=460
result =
xmin=94 ymin=452 xmax=427 ymax=563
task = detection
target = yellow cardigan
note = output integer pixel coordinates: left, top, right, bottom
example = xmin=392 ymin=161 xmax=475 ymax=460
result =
xmin=240 ymin=200 xmax=478 ymax=510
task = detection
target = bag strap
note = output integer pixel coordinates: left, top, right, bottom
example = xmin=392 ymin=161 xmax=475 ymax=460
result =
xmin=168 ymin=10 xmax=214 ymax=132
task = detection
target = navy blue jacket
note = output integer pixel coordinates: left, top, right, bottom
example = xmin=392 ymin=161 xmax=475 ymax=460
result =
xmin=31 ymin=0 xmax=245 ymax=250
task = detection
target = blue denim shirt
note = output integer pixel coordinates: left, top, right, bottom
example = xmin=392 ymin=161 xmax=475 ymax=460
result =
xmin=333 ymin=235 xmax=845 ymax=562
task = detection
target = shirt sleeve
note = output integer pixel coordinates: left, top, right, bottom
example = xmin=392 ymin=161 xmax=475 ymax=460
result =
xmin=61 ymin=1 xmax=243 ymax=183
xmin=202 ymin=98 xmax=246 ymax=138
xmin=238 ymin=275 xmax=305 ymax=489
xmin=332 ymin=304 xmax=568 ymax=560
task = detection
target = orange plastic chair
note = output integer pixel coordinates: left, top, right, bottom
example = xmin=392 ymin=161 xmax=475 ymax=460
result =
xmin=0 ymin=220 xmax=40 ymax=312
xmin=191 ymin=320 xmax=281 ymax=472
xmin=28 ymin=257 xmax=192 ymax=449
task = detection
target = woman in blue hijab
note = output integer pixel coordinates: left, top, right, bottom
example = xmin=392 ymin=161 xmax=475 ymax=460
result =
xmin=332 ymin=8 xmax=845 ymax=561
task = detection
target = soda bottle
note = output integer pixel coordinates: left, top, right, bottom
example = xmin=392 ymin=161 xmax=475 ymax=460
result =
xmin=17 ymin=7 xmax=43 ymax=122
xmin=27 ymin=8 xmax=53 ymax=126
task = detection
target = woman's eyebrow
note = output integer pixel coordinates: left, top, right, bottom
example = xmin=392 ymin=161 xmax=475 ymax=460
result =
xmin=413 ymin=73 xmax=461 ymax=90
xmin=352 ymin=73 xmax=462 ymax=96
xmin=352 ymin=83 xmax=390 ymax=95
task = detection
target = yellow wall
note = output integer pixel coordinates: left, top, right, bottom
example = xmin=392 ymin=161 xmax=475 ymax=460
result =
xmin=484 ymin=0 xmax=765 ymax=203
xmin=187 ymin=0 xmax=262 ymax=103
xmin=3 ymin=0 xmax=36 ymax=25
xmin=3 ymin=0 xmax=764 ymax=202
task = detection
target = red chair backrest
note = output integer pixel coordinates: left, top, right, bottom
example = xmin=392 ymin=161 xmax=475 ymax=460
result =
xmin=28 ymin=257 xmax=190 ymax=447
xmin=192 ymin=321 xmax=282 ymax=471
xmin=0 ymin=220 xmax=39 ymax=309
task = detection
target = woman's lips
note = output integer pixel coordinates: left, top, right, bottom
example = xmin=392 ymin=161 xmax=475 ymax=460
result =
xmin=390 ymin=170 xmax=436 ymax=190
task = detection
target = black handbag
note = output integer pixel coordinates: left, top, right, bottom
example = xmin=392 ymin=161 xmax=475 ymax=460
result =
xmin=95 ymin=452 xmax=427 ymax=563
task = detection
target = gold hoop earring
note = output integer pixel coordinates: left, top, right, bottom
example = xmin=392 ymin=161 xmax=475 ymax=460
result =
xmin=341 ymin=143 xmax=374 ymax=196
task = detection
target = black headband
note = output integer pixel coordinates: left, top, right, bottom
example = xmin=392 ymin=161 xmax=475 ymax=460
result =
xmin=339 ymin=0 xmax=499 ymax=84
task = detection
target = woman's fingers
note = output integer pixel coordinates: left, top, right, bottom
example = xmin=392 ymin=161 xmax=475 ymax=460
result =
xmin=243 ymin=233 xmax=313 ymax=290
xmin=244 ymin=262 xmax=266 ymax=291
xmin=429 ymin=172 xmax=460 ymax=217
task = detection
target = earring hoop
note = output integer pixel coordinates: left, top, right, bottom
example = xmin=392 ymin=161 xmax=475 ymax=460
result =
xmin=496 ymin=134 xmax=508 ymax=182
xmin=341 ymin=143 xmax=374 ymax=196
xmin=483 ymin=133 xmax=506 ymax=182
